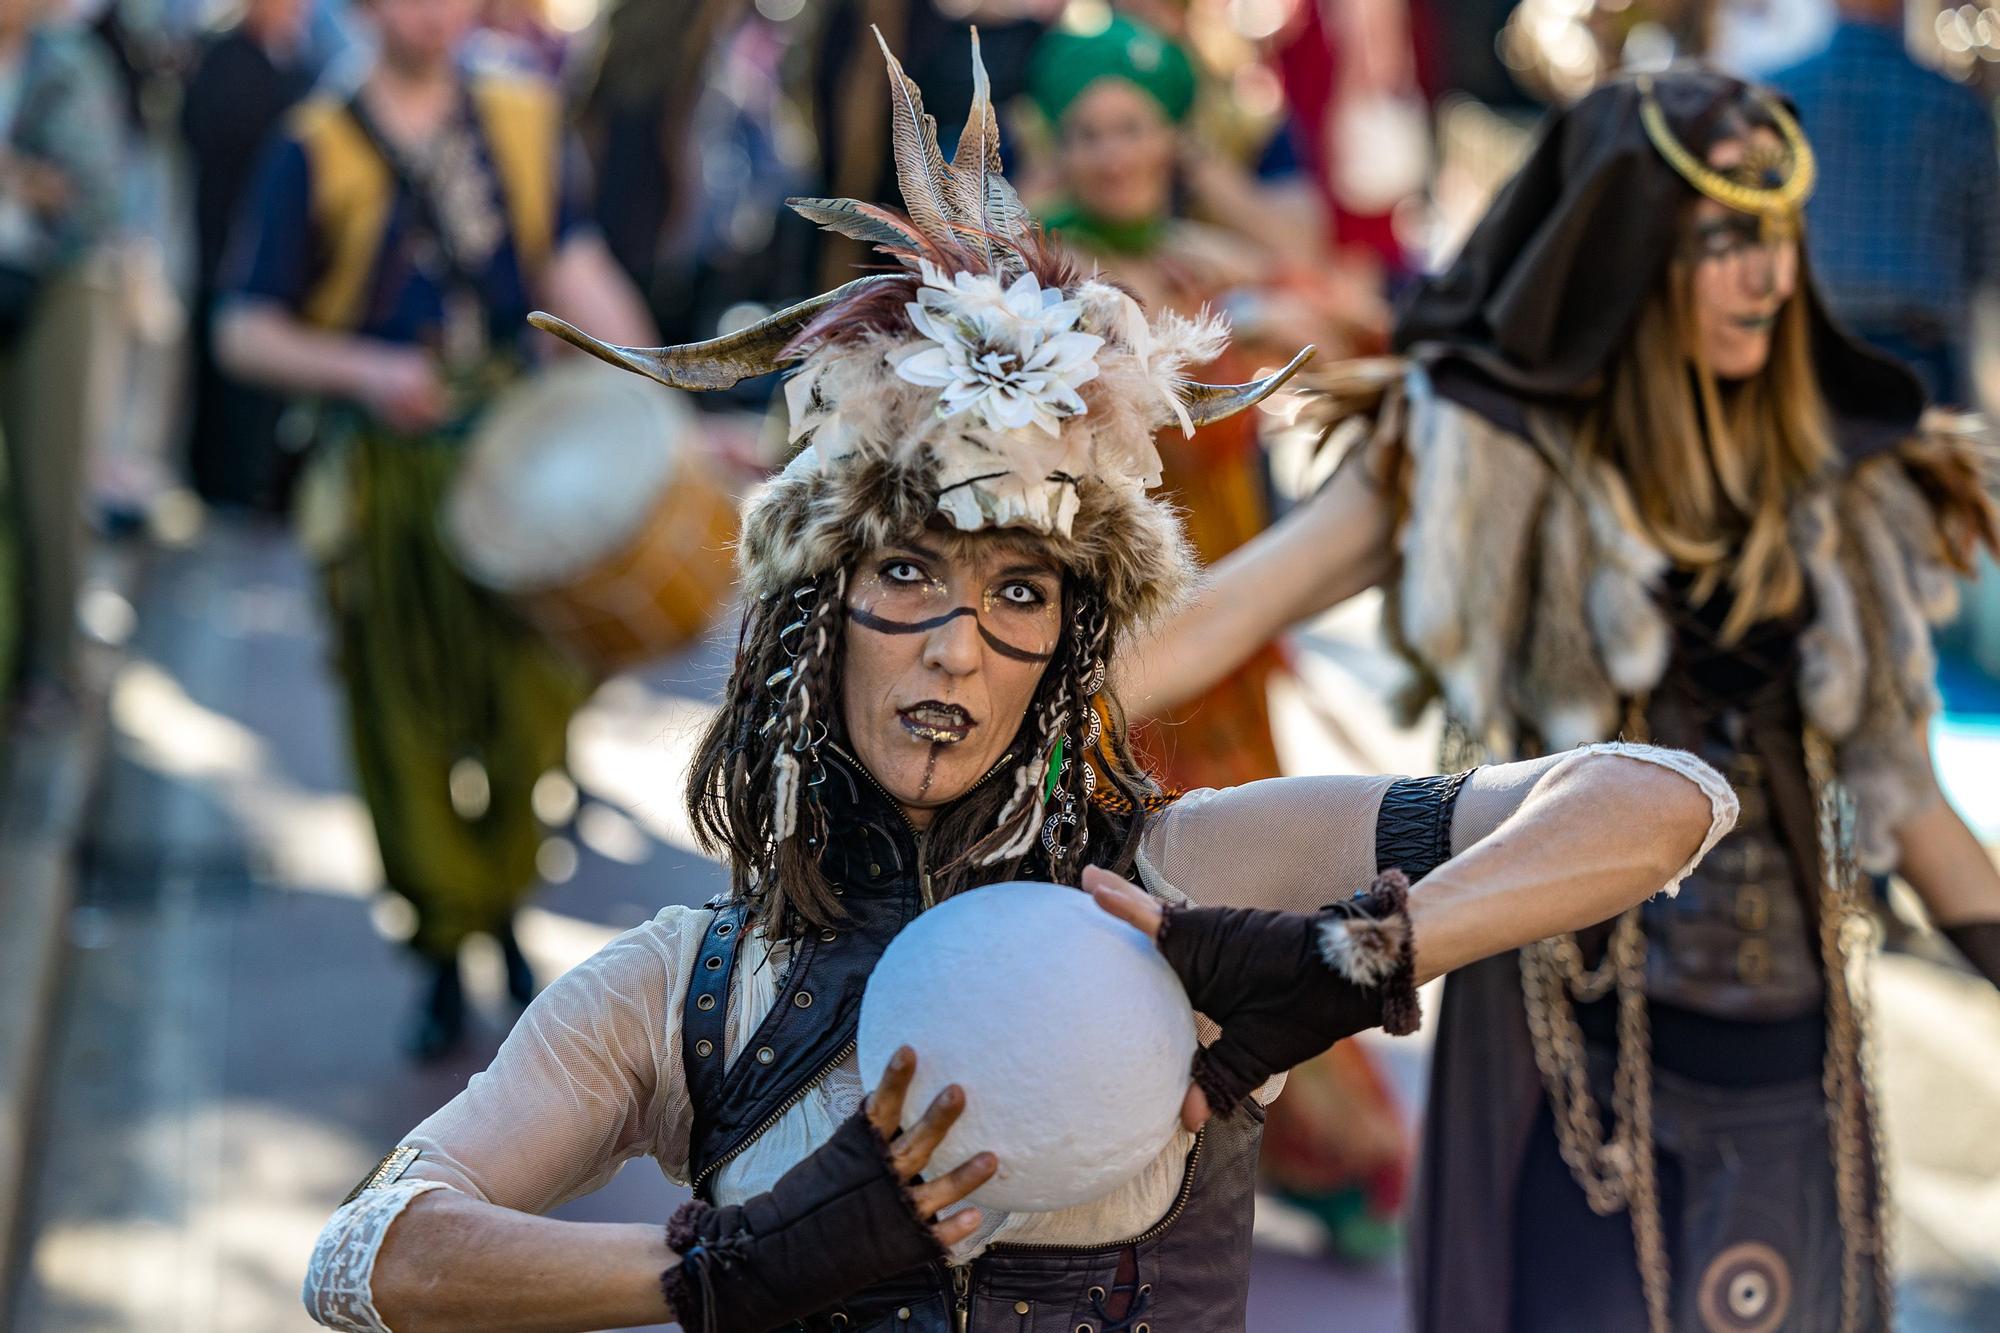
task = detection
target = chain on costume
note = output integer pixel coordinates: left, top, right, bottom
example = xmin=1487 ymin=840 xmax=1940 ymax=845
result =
xmin=1516 ymin=710 xmax=1891 ymax=1333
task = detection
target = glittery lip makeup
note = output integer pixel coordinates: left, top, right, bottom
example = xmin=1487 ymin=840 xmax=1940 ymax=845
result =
xmin=898 ymin=700 xmax=973 ymax=743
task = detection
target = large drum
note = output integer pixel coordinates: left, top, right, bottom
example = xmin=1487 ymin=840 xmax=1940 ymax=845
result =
xmin=444 ymin=359 xmax=739 ymax=676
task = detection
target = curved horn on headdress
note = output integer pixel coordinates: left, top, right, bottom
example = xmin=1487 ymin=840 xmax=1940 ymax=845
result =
xmin=1176 ymin=345 xmax=1317 ymax=428
xmin=528 ymin=275 xmax=900 ymax=391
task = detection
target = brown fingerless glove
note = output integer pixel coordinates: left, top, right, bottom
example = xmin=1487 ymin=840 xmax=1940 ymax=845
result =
xmin=1943 ymin=921 xmax=2000 ymax=992
xmin=1157 ymin=870 xmax=1419 ymax=1117
xmin=662 ymin=1109 xmax=941 ymax=1333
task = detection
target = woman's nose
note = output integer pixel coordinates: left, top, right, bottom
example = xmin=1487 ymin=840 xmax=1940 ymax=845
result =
xmin=1739 ymin=242 xmax=1798 ymax=303
xmin=1739 ymin=247 xmax=1779 ymax=299
xmin=921 ymin=609 xmax=983 ymax=676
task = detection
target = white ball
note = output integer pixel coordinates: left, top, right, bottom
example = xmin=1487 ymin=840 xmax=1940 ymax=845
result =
xmin=856 ymin=880 xmax=1197 ymax=1213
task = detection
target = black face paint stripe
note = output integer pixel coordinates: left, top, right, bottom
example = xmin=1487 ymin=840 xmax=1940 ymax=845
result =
xmin=848 ymin=604 xmax=974 ymax=635
xmin=846 ymin=604 xmax=1055 ymax=664
xmin=977 ymin=624 xmax=1055 ymax=663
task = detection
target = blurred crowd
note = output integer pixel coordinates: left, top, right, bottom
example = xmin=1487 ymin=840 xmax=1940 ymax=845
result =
xmin=0 ymin=0 xmax=1989 ymax=714
xmin=0 ymin=0 xmax=1996 ymax=1272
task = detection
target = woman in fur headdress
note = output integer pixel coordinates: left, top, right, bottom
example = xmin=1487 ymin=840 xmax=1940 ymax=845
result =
xmin=1130 ymin=66 xmax=2000 ymax=1333
xmin=298 ymin=38 xmax=1738 ymax=1333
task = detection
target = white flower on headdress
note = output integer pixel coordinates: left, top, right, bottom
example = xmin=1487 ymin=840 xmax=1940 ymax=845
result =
xmin=892 ymin=262 xmax=1105 ymax=437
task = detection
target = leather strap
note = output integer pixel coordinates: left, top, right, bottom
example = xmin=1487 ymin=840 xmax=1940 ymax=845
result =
xmin=683 ymin=900 xmax=751 ymax=1159
xmin=687 ymin=886 xmax=921 ymax=1190
xmin=1375 ymin=769 xmax=1473 ymax=883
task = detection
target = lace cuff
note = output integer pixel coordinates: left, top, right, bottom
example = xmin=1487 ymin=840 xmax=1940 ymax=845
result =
xmin=1574 ymin=740 xmax=1740 ymax=897
xmin=302 ymin=1178 xmax=451 ymax=1331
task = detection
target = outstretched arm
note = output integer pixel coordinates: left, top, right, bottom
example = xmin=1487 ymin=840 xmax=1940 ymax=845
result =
xmin=1096 ymin=743 xmax=1735 ymax=1125
xmin=1131 ymin=743 xmax=1734 ymax=973
xmin=1117 ymin=447 xmax=1396 ymax=717
xmin=1401 ymin=746 xmax=1727 ymax=981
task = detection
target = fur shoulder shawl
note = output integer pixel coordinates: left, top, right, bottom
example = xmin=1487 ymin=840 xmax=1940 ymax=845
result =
xmin=1307 ymin=362 xmax=1997 ymax=871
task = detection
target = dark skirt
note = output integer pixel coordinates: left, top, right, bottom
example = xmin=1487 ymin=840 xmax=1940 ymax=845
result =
xmin=1508 ymin=1053 xmax=1879 ymax=1333
xmin=313 ymin=427 xmax=590 ymax=958
xmin=1409 ymin=955 xmax=1885 ymax=1333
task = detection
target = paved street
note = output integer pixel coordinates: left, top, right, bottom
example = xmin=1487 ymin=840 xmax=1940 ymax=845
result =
xmin=6 ymin=520 xmax=1402 ymax=1332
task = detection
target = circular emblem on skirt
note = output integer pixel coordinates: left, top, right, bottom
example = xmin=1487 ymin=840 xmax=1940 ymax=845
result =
xmin=1697 ymin=1241 xmax=1793 ymax=1333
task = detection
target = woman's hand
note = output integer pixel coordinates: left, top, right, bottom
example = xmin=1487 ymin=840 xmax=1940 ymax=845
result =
xmin=662 ymin=1048 xmax=998 ymax=1332
xmin=1087 ymin=864 xmax=1167 ymax=938
xmin=1086 ymin=865 xmax=1415 ymax=1133
xmin=866 ymin=1045 xmax=999 ymax=1246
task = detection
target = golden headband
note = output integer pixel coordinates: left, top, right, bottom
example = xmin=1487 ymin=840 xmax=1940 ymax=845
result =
xmin=1638 ymin=76 xmax=1817 ymax=239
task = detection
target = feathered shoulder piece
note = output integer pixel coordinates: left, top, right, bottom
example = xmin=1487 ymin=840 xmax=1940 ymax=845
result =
xmin=529 ymin=30 xmax=1311 ymax=626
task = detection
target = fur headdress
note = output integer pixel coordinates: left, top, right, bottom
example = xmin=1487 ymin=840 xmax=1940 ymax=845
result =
xmin=531 ymin=29 xmax=1311 ymax=630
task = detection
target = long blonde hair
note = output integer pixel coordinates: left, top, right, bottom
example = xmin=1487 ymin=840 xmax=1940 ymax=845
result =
xmin=1576 ymin=252 xmax=1834 ymax=642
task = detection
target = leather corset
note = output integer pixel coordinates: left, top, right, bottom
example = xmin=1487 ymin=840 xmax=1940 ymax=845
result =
xmin=680 ymin=751 xmax=1263 ymax=1332
xmin=1636 ymin=584 xmax=1824 ymax=1022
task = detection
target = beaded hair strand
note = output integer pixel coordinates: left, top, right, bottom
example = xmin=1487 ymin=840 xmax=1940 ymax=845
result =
xmin=687 ymin=567 xmax=853 ymax=934
xmin=1039 ymin=595 xmax=1112 ymax=884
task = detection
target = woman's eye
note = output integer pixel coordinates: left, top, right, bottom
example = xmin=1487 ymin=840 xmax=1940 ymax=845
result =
xmin=1691 ymin=219 xmax=1761 ymax=261
xmin=998 ymin=582 xmax=1045 ymax=606
xmin=884 ymin=561 xmax=924 ymax=584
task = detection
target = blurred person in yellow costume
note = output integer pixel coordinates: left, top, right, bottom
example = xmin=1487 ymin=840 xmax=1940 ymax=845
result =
xmin=216 ymin=0 xmax=654 ymax=1058
xmin=1025 ymin=8 xmax=1411 ymax=1261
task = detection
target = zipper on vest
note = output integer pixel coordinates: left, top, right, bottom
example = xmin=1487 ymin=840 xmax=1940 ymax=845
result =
xmin=981 ymin=1127 xmax=1207 ymax=1255
xmin=918 ymin=827 xmax=934 ymax=908
xmin=691 ymin=1037 xmax=859 ymax=1194
xmin=956 ymin=1256 xmax=980 ymax=1328
xmin=952 ymin=1263 xmax=971 ymax=1332
xmin=692 ymin=752 xmax=1015 ymax=1188
xmin=826 ymin=741 xmax=1011 ymax=908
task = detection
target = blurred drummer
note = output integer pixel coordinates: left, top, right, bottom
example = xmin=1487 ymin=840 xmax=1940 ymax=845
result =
xmin=213 ymin=0 xmax=655 ymax=1058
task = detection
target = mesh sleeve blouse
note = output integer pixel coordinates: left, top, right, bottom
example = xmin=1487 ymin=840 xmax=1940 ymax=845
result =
xmin=302 ymin=904 xmax=709 ymax=1331
xmin=1134 ymin=743 xmax=1738 ymax=913
xmin=302 ymin=744 xmax=1736 ymax=1329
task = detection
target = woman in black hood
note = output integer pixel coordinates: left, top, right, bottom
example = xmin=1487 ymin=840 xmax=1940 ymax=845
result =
xmin=1125 ymin=66 xmax=2000 ymax=1332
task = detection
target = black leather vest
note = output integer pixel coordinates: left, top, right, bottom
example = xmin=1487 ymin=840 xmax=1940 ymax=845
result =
xmin=680 ymin=752 xmax=1263 ymax=1332
xmin=1637 ymin=583 xmax=1825 ymax=1023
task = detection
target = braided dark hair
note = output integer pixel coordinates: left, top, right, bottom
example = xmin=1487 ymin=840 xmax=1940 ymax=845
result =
xmin=687 ymin=567 xmax=850 ymax=933
xmin=687 ymin=563 xmax=1167 ymax=938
